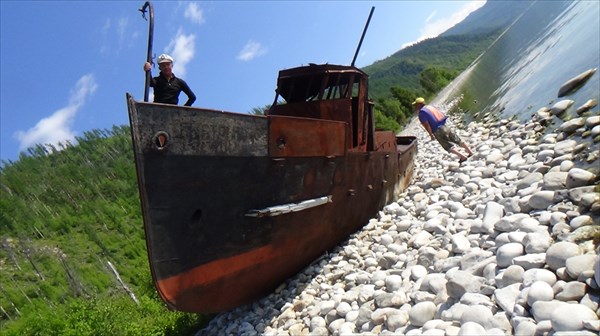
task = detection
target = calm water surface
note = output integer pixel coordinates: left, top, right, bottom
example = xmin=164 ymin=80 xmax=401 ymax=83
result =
xmin=442 ymin=1 xmax=599 ymax=118
xmin=437 ymin=0 xmax=599 ymax=170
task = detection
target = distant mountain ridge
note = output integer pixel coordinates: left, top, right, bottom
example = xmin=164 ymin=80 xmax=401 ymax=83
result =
xmin=364 ymin=0 xmax=533 ymax=99
xmin=440 ymin=0 xmax=533 ymax=37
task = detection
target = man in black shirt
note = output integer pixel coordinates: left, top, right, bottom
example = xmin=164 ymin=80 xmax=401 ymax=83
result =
xmin=143 ymin=54 xmax=196 ymax=106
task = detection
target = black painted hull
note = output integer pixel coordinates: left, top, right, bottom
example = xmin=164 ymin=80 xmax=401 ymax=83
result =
xmin=127 ymin=94 xmax=417 ymax=313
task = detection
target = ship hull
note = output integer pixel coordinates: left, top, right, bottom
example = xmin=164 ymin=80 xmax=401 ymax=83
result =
xmin=127 ymin=94 xmax=416 ymax=313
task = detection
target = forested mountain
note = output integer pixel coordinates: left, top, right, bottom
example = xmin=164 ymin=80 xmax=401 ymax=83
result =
xmin=0 ymin=1 xmax=527 ymax=334
xmin=363 ymin=30 xmax=501 ymax=131
xmin=440 ymin=0 xmax=533 ymax=37
xmin=365 ymin=0 xmax=533 ymax=97
xmin=364 ymin=0 xmax=530 ymax=131
xmin=365 ymin=31 xmax=500 ymax=97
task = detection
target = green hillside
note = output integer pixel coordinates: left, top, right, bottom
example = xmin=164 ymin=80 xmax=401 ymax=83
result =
xmin=357 ymin=29 xmax=500 ymax=132
xmin=365 ymin=30 xmax=501 ymax=98
xmin=361 ymin=0 xmax=528 ymax=132
xmin=0 ymin=127 xmax=207 ymax=335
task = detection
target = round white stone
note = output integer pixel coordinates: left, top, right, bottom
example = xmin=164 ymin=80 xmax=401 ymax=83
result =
xmin=496 ymin=242 xmax=525 ymax=268
xmin=566 ymin=168 xmax=596 ymax=188
xmin=457 ymin=321 xmax=486 ymax=335
xmin=513 ymin=253 xmax=546 ymax=270
xmin=385 ymin=275 xmax=403 ymax=292
xmin=411 ymin=264 xmax=428 ymax=281
xmin=565 ymin=254 xmax=596 ymax=279
xmin=546 ymin=242 xmax=581 ymax=271
xmin=569 ymin=215 xmax=593 ymax=229
xmin=409 ymin=301 xmax=437 ymax=327
xmin=527 ymin=281 xmax=554 ymax=306
xmin=530 ymin=300 xmax=569 ymax=321
xmin=529 ymin=190 xmax=555 ymax=210
xmin=451 ymin=233 xmax=472 ymax=254
xmin=551 ymin=303 xmax=599 ymax=331
xmin=310 ymin=316 xmax=326 ymax=331
xmin=523 ymin=232 xmax=553 ymax=253
xmin=459 ymin=304 xmax=494 ymax=329
xmin=501 ymin=265 xmax=525 ymax=287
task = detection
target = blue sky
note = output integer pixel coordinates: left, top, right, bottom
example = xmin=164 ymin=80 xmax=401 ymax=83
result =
xmin=0 ymin=1 xmax=485 ymax=163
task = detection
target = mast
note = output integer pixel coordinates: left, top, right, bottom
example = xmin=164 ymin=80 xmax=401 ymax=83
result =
xmin=139 ymin=1 xmax=154 ymax=102
xmin=351 ymin=6 xmax=375 ymax=67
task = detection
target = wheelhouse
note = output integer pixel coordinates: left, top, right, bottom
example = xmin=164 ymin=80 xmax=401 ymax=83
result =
xmin=268 ymin=64 xmax=374 ymax=152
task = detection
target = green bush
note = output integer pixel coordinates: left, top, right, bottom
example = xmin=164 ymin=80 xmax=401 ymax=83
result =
xmin=2 ymin=295 xmax=207 ymax=336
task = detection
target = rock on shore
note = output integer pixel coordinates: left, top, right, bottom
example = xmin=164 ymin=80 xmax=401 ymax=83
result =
xmin=198 ymin=107 xmax=599 ymax=335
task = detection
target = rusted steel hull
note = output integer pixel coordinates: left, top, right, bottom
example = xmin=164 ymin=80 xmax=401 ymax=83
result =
xmin=127 ymin=91 xmax=416 ymax=313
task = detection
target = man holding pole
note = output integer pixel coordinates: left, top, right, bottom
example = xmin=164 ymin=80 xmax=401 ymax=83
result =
xmin=143 ymin=54 xmax=196 ymax=106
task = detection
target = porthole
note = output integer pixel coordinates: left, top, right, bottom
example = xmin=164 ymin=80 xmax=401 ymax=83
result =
xmin=153 ymin=131 xmax=169 ymax=151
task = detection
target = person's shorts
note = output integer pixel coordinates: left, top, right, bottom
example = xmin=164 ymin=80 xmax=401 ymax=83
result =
xmin=434 ymin=124 xmax=463 ymax=152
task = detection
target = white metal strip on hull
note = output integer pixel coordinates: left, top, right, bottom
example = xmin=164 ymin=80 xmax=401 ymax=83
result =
xmin=245 ymin=195 xmax=333 ymax=218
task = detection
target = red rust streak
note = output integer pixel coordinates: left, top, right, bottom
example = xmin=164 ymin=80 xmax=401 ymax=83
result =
xmin=157 ymin=244 xmax=277 ymax=303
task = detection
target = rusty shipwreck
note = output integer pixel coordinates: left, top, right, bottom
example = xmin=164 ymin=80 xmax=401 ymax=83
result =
xmin=126 ymin=62 xmax=417 ymax=313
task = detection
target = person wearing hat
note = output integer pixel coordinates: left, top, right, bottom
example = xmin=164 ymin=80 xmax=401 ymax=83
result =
xmin=143 ymin=54 xmax=196 ymax=106
xmin=412 ymin=97 xmax=474 ymax=163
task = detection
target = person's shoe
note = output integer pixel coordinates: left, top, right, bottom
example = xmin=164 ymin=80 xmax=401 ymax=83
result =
xmin=459 ymin=156 xmax=468 ymax=163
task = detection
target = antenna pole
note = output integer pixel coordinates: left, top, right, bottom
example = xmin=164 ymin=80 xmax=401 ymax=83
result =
xmin=351 ymin=6 xmax=375 ymax=67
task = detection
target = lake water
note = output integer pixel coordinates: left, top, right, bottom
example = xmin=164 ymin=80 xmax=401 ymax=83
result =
xmin=436 ymin=0 xmax=599 ymax=170
xmin=440 ymin=0 xmax=599 ymax=118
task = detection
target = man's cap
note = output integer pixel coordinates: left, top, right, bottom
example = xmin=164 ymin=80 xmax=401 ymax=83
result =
xmin=412 ymin=97 xmax=425 ymax=105
xmin=157 ymin=54 xmax=174 ymax=64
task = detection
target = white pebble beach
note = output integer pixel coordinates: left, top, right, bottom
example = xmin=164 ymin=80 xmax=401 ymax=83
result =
xmin=197 ymin=99 xmax=600 ymax=336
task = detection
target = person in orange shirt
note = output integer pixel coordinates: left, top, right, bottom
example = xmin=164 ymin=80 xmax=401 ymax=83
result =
xmin=412 ymin=97 xmax=474 ymax=163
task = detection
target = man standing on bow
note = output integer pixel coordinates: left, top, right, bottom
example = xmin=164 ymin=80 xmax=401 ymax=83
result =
xmin=143 ymin=53 xmax=196 ymax=106
xmin=412 ymin=97 xmax=474 ymax=163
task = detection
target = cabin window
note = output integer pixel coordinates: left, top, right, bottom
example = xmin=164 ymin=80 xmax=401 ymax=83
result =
xmin=351 ymin=81 xmax=360 ymax=98
xmin=276 ymin=74 xmax=321 ymax=103
xmin=277 ymin=73 xmax=357 ymax=104
xmin=322 ymin=74 xmax=355 ymax=100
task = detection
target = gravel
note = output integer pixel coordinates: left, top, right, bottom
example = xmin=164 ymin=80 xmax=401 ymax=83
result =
xmin=197 ymin=101 xmax=599 ymax=336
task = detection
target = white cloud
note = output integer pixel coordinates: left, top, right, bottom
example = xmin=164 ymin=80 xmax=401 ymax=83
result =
xmin=15 ymin=74 xmax=98 ymax=151
xmin=165 ymin=28 xmax=196 ymax=77
xmin=402 ymin=1 xmax=486 ymax=49
xmin=100 ymin=18 xmax=112 ymax=54
xmin=101 ymin=18 xmax=111 ymax=33
xmin=118 ymin=17 xmax=128 ymax=42
xmin=100 ymin=16 xmax=131 ymax=55
xmin=237 ymin=40 xmax=267 ymax=61
xmin=184 ymin=2 xmax=205 ymax=24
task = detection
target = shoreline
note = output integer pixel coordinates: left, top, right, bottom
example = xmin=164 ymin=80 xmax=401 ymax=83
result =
xmin=197 ymin=106 xmax=599 ymax=335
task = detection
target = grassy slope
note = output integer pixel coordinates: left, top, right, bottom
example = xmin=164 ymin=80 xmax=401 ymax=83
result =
xmin=0 ymin=127 xmax=207 ymax=334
